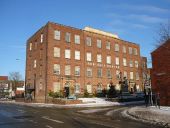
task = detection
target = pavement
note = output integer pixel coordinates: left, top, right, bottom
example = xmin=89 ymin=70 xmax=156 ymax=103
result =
xmin=122 ymin=106 xmax=170 ymax=128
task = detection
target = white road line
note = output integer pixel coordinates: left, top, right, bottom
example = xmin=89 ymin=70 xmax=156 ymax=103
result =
xmin=42 ymin=116 xmax=64 ymax=124
xmin=46 ymin=125 xmax=53 ymax=128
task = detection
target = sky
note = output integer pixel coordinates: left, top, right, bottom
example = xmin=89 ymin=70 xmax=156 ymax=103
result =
xmin=0 ymin=0 xmax=170 ymax=79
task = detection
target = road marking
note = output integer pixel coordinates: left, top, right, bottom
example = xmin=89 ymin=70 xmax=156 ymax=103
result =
xmin=46 ymin=125 xmax=53 ymax=128
xmin=42 ymin=116 xmax=64 ymax=124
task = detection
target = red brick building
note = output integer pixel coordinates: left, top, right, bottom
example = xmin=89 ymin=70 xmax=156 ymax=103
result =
xmin=26 ymin=22 xmax=144 ymax=102
xmin=151 ymin=39 xmax=170 ymax=106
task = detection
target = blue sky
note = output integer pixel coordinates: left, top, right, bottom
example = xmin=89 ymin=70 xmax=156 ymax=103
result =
xmin=0 ymin=0 xmax=170 ymax=79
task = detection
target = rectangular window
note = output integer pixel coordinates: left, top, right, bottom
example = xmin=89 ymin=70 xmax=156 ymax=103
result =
xmin=136 ymin=72 xmax=139 ymax=80
xmin=123 ymin=46 xmax=126 ymax=53
xmin=135 ymin=61 xmax=139 ymax=68
xmin=97 ymin=68 xmax=102 ymax=77
xmin=106 ymin=42 xmax=110 ymax=50
xmin=97 ymin=39 xmax=102 ymax=48
xmin=87 ymin=85 xmax=92 ymax=93
xmin=54 ymin=30 xmax=60 ymax=40
xmin=29 ymin=43 xmax=32 ymax=51
xmin=75 ymin=35 xmax=80 ymax=44
xmin=130 ymin=72 xmax=134 ymax=80
xmin=107 ymin=69 xmax=111 ymax=78
xmin=115 ymin=57 xmax=119 ymax=65
xmin=65 ymin=65 xmax=71 ymax=75
xmin=115 ymin=44 xmax=119 ymax=52
xmin=75 ymin=66 xmax=80 ymax=76
xmin=75 ymin=50 xmax=80 ymax=60
xmin=86 ymin=37 xmax=91 ymax=46
xmin=134 ymin=48 xmax=138 ymax=55
xmin=86 ymin=52 xmax=92 ymax=61
xmin=65 ymin=32 xmax=71 ymax=42
xmin=106 ymin=56 xmax=111 ymax=64
xmin=123 ymin=58 xmax=127 ymax=66
xmin=87 ymin=68 xmax=92 ymax=77
xmin=40 ymin=34 xmax=43 ymax=43
xmin=129 ymin=47 xmax=133 ymax=54
xmin=129 ymin=60 xmax=133 ymax=67
xmin=116 ymin=70 xmax=120 ymax=79
xmin=53 ymin=64 xmax=60 ymax=75
xmin=54 ymin=47 xmax=60 ymax=57
xmin=34 ymin=60 xmax=37 ymax=68
xmin=75 ymin=83 xmax=80 ymax=93
xmin=65 ymin=49 xmax=70 ymax=59
xmin=97 ymin=54 xmax=102 ymax=63
xmin=53 ymin=82 xmax=60 ymax=92
xmin=123 ymin=71 xmax=128 ymax=78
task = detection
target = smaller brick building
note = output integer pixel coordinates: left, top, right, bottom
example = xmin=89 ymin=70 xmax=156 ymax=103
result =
xmin=151 ymin=39 xmax=170 ymax=106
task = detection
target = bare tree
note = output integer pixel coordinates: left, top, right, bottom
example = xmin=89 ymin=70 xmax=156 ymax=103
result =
xmin=156 ymin=20 xmax=170 ymax=47
xmin=9 ymin=72 xmax=22 ymax=91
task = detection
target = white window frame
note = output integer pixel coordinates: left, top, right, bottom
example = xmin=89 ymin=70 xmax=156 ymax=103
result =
xmin=106 ymin=56 xmax=111 ymax=64
xmin=129 ymin=47 xmax=133 ymax=54
xmin=115 ymin=57 xmax=119 ymax=65
xmin=87 ymin=67 xmax=92 ymax=77
xmin=40 ymin=34 xmax=43 ymax=43
xmin=123 ymin=71 xmax=128 ymax=78
xmin=54 ymin=30 xmax=60 ymax=40
xmin=97 ymin=54 xmax=102 ymax=63
xmin=123 ymin=45 xmax=126 ymax=53
xmin=136 ymin=72 xmax=139 ymax=80
xmin=106 ymin=42 xmax=110 ymax=50
xmin=115 ymin=44 xmax=119 ymax=52
xmin=97 ymin=68 xmax=102 ymax=77
xmin=75 ymin=66 xmax=80 ymax=76
xmin=34 ymin=60 xmax=37 ymax=68
xmin=53 ymin=64 xmax=60 ymax=75
xmin=65 ymin=49 xmax=71 ymax=59
xmin=54 ymin=47 xmax=60 ymax=57
xmin=86 ymin=52 xmax=92 ymax=61
xmin=65 ymin=65 xmax=71 ymax=75
xmin=86 ymin=37 xmax=91 ymax=46
xmin=123 ymin=58 xmax=127 ymax=66
xmin=75 ymin=83 xmax=80 ymax=93
xmin=29 ymin=43 xmax=32 ymax=51
xmin=135 ymin=61 xmax=139 ymax=68
xmin=130 ymin=72 xmax=134 ymax=80
xmin=87 ymin=84 xmax=92 ymax=93
xmin=75 ymin=50 xmax=80 ymax=60
xmin=97 ymin=39 xmax=102 ymax=48
xmin=53 ymin=82 xmax=60 ymax=92
xmin=134 ymin=48 xmax=138 ymax=55
xmin=75 ymin=35 xmax=80 ymax=44
xmin=65 ymin=32 xmax=71 ymax=42
xmin=129 ymin=60 xmax=133 ymax=67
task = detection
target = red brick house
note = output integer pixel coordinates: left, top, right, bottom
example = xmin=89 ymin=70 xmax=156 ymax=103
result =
xmin=151 ymin=39 xmax=170 ymax=106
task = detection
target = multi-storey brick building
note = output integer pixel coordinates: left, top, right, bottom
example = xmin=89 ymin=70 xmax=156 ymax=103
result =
xmin=151 ymin=39 xmax=170 ymax=106
xmin=26 ymin=22 xmax=143 ymax=102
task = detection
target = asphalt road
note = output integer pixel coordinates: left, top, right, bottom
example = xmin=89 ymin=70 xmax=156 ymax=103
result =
xmin=0 ymin=103 xmax=161 ymax=128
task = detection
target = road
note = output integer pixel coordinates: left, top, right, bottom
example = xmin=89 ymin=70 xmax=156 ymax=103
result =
xmin=0 ymin=103 xmax=160 ymax=128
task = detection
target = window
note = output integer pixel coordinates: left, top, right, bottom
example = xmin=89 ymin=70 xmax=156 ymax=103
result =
xmin=129 ymin=47 xmax=133 ymax=54
xmin=75 ymin=50 xmax=80 ymax=60
xmin=53 ymin=82 xmax=60 ymax=92
xmin=123 ymin=46 xmax=126 ymax=53
xmin=75 ymin=35 xmax=80 ymax=44
xmin=65 ymin=65 xmax=71 ymax=75
xmin=29 ymin=43 xmax=32 ymax=51
xmin=86 ymin=52 xmax=92 ymax=61
xmin=130 ymin=72 xmax=134 ymax=80
xmin=75 ymin=66 xmax=80 ymax=76
xmin=53 ymin=64 xmax=60 ymax=75
xmin=54 ymin=30 xmax=60 ymax=40
xmin=116 ymin=70 xmax=120 ymax=79
xmin=136 ymin=72 xmax=139 ymax=80
xmin=135 ymin=61 xmax=139 ymax=68
xmin=34 ymin=60 xmax=37 ymax=68
xmin=115 ymin=57 xmax=119 ymax=65
xmin=115 ymin=44 xmax=119 ymax=52
xmin=106 ymin=56 xmax=111 ymax=64
xmin=129 ymin=60 xmax=133 ymax=67
xmin=134 ymin=48 xmax=138 ymax=55
xmin=97 ymin=54 xmax=102 ymax=63
xmin=65 ymin=49 xmax=70 ymax=59
xmin=65 ymin=32 xmax=71 ymax=42
xmin=86 ymin=37 xmax=91 ymax=46
xmin=97 ymin=83 xmax=102 ymax=93
xmin=123 ymin=71 xmax=127 ymax=78
xmin=34 ymin=42 xmax=38 ymax=50
xmin=97 ymin=39 xmax=102 ymax=48
xmin=75 ymin=83 xmax=80 ymax=93
xmin=40 ymin=34 xmax=43 ymax=43
xmin=123 ymin=58 xmax=127 ymax=66
xmin=87 ymin=84 xmax=92 ymax=93
xmin=107 ymin=69 xmax=111 ymax=78
xmin=87 ymin=68 xmax=92 ymax=77
xmin=106 ymin=42 xmax=110 ymax=50
xmin=97 ymin=68 xmax=102 ymax=77
xmin=54 ymin=47 xmax=60 ymax=57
